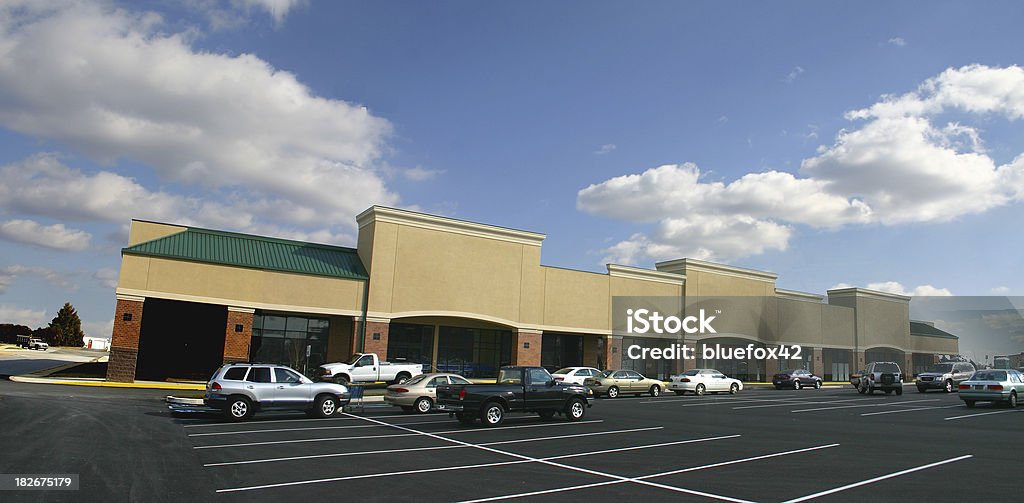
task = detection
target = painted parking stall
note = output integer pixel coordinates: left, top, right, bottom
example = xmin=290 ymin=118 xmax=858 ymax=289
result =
xmin=159 ymin=385 xmax=1024 ymax=502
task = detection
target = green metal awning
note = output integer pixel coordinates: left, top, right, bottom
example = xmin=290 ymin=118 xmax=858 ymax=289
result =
xmin=910 ymin=321 xmax=959 ymax=339
xmin=123 ymin=227 xmax=367 ymax=280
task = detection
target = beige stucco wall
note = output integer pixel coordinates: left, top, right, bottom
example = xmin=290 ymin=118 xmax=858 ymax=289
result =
xmin=128 ymin=221 xmax=187 ymax=246
xmin=541 ymin=267 xmax=609 ymax=331
xmin=821 ymin=304 xmax=856 ymax=347
xmin=118 ymin=255 xmax=365 ymax=315
xmin=909 ymin=335 xmax=959 ymax=353
xmin=682 ymin=269 xmax=776 ymax=298
xmin=774 ymin=298 xmax=824 ymax=346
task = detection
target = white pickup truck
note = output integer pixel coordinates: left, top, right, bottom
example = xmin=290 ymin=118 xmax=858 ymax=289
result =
xmin=317 ymin=353 xmax=423 ymax=385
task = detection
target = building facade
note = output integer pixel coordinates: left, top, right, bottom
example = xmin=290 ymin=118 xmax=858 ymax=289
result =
xmin=106 ymin=206 xmax=959 ymax=383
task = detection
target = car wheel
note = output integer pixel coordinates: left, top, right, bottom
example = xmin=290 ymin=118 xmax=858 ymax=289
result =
xmin=793 ymin=380 xmax=802 ymax=390
xmin=895 ymin=387 xmax=903 ymax=396
xmin=565 ymin=398 xmax=586 ymax=422
xmin=334 ymin=375 xmax=350 ymax=386
xmin=729 ymin=383 xmax=739 ymax=395
xmin=538 ymin=409 xmax=556 ymax=420
xmin=1008 ymin=391 xmax=1017 ymax=408
xmin=814 ymin=380 xmax=822 ymax=390
xmin=393 ymin=373 xmax=411 ymax=385
xmin=964 ymin=400 xmax=975 ymax=408
xmin=480 ymin=401 xmax=505 ymax=427
xmin=695 ymin=384 xmax=706 ymax=396
xmin=224 ymin=396 xmax=253 ymax=422
xmin=917 ymin=386 xmax=927 ymax=393
xmin=867 ymin=386 xmax=874 ymax=395
xmin=312 ymin=395 xmax=338 ymax=418
xmin=857 ymin=384 xmax=866 ymax=394
xmin=649 ymin=385 xmax=661 ymax=397
xmin=414 ymin=397 xmax=433 ymax=414
xmin=944 ymin=380 xmax=954 ymax=393
xmin=674 ymin=391 xmax=686 ymax=396
xmin=607 ymin=386 xmax=619 ymax=399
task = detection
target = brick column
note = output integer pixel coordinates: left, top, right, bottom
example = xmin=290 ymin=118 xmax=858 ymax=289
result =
xmin=363 ymin=319 xmax=390 ymax=358
xmin=905 ymin=353 xmax=915 ymax=378
xmin=224 ymin=307 xmax=254 ymax=364
xmin=764 ymin=344 xmax=782 ymax=376
xmin=605 ymin=335 xmax=622 ymax=370
xmin=855 ymin=351 xmax=866 ymax=370
xmin=583 ymin=335 xmax=601 ymax=369
xmin=812 ymin=347 xmax=823 ymax=377
xmin=513 ymin=329 xmax=542 ymax=366
xmin=107 ymin=296 xmax=144 ymax=382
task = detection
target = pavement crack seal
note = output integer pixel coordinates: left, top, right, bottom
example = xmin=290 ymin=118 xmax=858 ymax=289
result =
xmin=215 ymin=413 xmax=750 ymax=502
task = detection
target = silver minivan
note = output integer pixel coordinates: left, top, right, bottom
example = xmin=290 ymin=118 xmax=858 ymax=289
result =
xmin=915 ymin=362 xmax=975 ymax=393
xmin=205 ymin=363 xmax=351 ymax=421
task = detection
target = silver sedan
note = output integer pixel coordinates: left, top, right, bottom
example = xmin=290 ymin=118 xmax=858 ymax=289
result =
xmin=958 ymin=369 xmax=1024 ymax=408
xmin=385 ymin=373 xmax=473 ymax=413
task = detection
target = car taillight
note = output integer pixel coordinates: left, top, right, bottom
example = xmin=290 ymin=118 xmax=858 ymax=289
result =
xmin=321 ymin=369 xmax=332 ymax=376
xmin=554 ymin=377 xmax=564 ymax=381
xmin=959 ymin=384 xmax=970 ymax=390
xmin=458 ymin=389 xmax=466 ymax=400
xmin=987 ymin=385 xmax=1004 ymax=390
xmin=680 ymin=378 xmax=690 ymax=382
xmin=211 ymin=382 xmax=222 ymax=391
xmin=393 ymin=388 xmax=409 ymax=393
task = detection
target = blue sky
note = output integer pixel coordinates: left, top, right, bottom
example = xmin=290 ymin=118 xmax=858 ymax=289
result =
xmin=1 ymin=0 xmax=1024 ymax=350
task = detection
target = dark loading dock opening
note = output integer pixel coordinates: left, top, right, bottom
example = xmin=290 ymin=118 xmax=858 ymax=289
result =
xmin=136 ymin=298 xmax=226 ymax=381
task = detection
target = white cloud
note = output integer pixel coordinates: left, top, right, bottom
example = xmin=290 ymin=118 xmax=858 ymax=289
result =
xmin=0 ymin=265 xmax=77 ymax=293
xmin=403 ymin=166 xmax=445 ymax=182
xmin=579 ymin=65 xmax=1024 ymax=265
xmin=0 ymin=219 xmax=91 ymax=251
xmin=887 ymin=37 xmax=906 ymax=47
xmin=0 ymin=2 xmax=398 ymax=233
xmin=234 ymin=0 xmax=307 ymax=26
xmin=0 ymin=305 xmax=48 ymax=328
xmin=594 ymin=144 xmax=616 ymax=155
xmin=991 ymin=286 xmax=1011 ymax=295
xmin=830 ymin=281 xmax=953 ymax=297
xmin=83 ymin=318 xmax=113 ymax=339
xmin=93 ymin=268 xmax=119 ymax=289
xmin=602 ymin=215 xmax=791 ymax=265
xmin=784 ymin=66 xmax=805 ymax=83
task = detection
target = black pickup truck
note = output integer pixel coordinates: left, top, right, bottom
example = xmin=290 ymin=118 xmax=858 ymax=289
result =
xmin=436 ymin=366 xmax=592 ymax=426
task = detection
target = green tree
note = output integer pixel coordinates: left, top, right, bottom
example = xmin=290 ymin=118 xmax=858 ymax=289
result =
xmin=48 ymin=302 xmax=85 ymax=347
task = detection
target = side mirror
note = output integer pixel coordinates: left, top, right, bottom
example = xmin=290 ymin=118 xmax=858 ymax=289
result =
xmin=547 ymin=379 xmax=557 ymax=387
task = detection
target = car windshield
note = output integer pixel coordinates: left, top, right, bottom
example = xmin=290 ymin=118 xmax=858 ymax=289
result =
xmin=345 ymin=354 xmax=363 ymax=365
xmin=554 ymin=368 xmax=575 ymax=375
xmin=972 ymin=371 xmax=1007 ymax=381
xmin=679 ymin=369 xmax=701 ymax=376
xmin=873 ymin=363 xmax=900 ymax=373
xmin=404 ymin=375 xmax=428 ymax=385
xmin=925 ymin=364 xmax=954 ymax=373
xmin=781 ymin=369 xmax=801 ymax=374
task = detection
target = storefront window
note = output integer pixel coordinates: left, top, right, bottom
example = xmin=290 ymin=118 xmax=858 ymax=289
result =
xmin=437 ymin=326 xmax=512 ymax=378
xmin=387 ymin=323 xmax=434 ymax=368
xmin=251 ymin=313 xmax=330 ymax=377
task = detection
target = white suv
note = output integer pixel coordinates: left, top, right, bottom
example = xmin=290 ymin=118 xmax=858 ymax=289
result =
xmin=205 ymin=363 xmax=351 ymax=421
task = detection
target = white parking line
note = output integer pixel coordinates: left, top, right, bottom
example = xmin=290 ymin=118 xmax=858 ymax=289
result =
xmin=202 ymin=426 xmax=665 ymax=466
xmin=733 ymin=397 xmax=877 ymax=410
xmin=780 ymin=454 xmax=973 ymax=503
xmin=944 ymin=409 xmax=1023 ymax=420
xmin=193 ymin=419 xmax=604 ymax=449
xmin=860 ymin=404 xmax=962 ymax=416
xmin=188 ymin=418 xmax=449 ymax=437
xmin=182 ymin=412 xmax=443 ymax=428
xmin=288 ymin=413 xmax=750 ymax=502
xmin=458 ymin=443 xmax=840 ymax=503
xmin=216 ymin=432 xmax=745 ymax=498
xmin=791 ymin=399 xmax=938 ymax=413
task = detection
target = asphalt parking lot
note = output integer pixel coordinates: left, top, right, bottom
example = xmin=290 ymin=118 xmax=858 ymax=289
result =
xmin=2 ymin=380 xmax=1020 ymax=502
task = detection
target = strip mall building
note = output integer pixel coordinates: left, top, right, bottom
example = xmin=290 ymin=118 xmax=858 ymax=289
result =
xmin=107 ymin=206 xmax=959 ymax=383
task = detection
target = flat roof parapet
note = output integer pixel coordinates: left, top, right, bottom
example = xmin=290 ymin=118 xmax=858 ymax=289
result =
xmin=827 ymin=287 xmax=911 ymax=303
xmin=607 ymin=264 xmax=686 ymax=285
xmin=655 ymin=258 xmax=778 ymax=283
xmin=356 ymin=206 xmax=546 ymax=247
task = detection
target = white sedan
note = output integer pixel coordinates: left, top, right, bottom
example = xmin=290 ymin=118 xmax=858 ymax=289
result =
xmin=668 ymin=369 xmax=743 ymax=396
xmin=551 ymin=367 xmax=602 ymax=385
